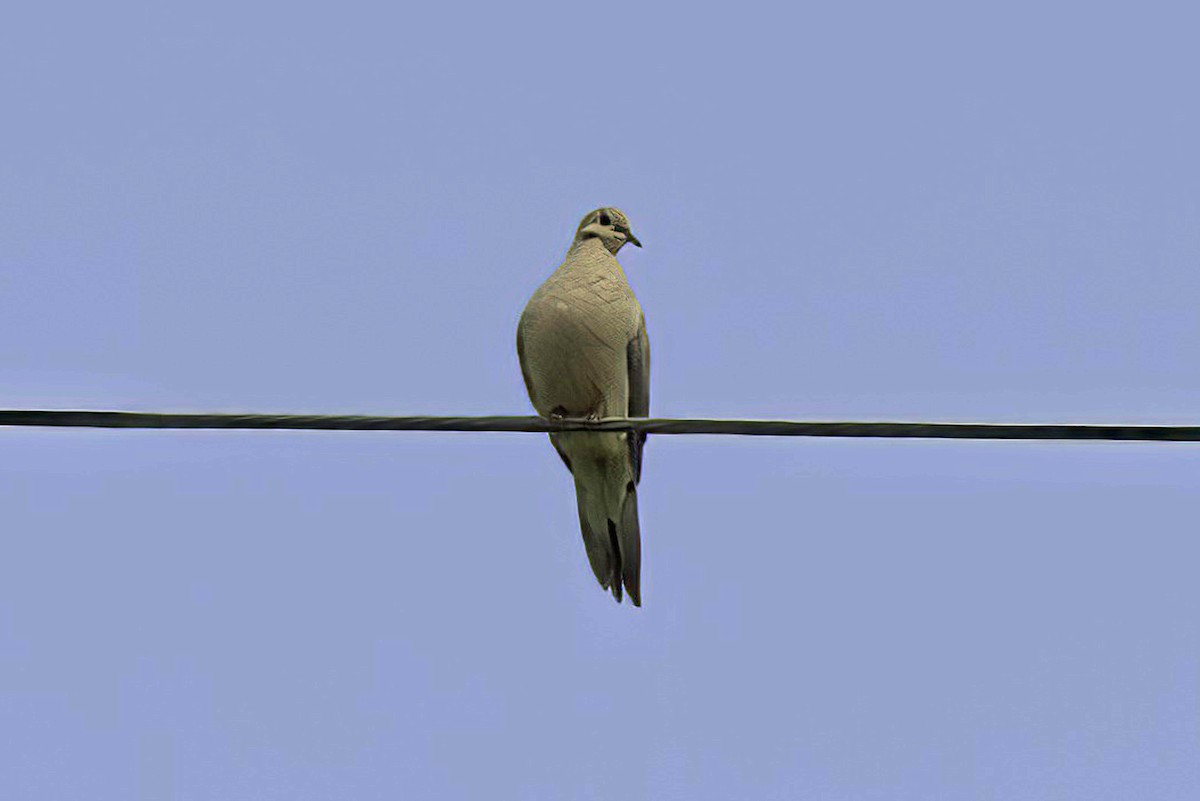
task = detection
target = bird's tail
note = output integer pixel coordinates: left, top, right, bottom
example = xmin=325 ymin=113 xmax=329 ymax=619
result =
xmin=574 ymin=476 xmax=641 ymax=607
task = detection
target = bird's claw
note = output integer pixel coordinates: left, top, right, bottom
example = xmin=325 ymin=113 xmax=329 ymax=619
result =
xmin=546 ymin=411 xmax=602 ymax=427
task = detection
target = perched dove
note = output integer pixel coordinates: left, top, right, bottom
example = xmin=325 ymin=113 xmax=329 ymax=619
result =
xmin=517 ymin=207 xmax=649 ymax=606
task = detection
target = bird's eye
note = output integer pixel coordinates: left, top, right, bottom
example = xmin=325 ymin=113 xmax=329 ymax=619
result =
xmin=599 ymin=211 xmax=612 ymax=226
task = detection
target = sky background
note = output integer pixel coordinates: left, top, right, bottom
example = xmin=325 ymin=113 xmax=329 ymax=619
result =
xmin=2 ymin=2 xmax=1198 ymax=799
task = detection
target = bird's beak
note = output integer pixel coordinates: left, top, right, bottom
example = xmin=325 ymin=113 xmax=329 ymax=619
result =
xmin=625 ymin=231 xmax=643 ymax=248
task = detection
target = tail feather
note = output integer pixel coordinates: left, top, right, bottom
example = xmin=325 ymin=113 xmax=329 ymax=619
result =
xmin=606 ymin=521 xmax=623 ymax=603
xmin=575 ymin=482 xmax=612 ymax=588
xmin=574 ymin=477 xmax=641 ymax=606
xmin=619 ymin=484 xmax=642 ymax=607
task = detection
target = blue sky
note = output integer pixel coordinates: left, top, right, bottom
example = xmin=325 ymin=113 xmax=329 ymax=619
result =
xmin=2 ymin=3 xmax=1198 ymax=799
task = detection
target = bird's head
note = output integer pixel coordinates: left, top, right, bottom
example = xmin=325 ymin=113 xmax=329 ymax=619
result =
xmin=575 ymin=207 xmax=642 ymax=254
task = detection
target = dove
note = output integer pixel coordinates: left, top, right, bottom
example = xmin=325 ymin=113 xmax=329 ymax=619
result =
xmin=517 ymin=207 xmax=649 ymax=606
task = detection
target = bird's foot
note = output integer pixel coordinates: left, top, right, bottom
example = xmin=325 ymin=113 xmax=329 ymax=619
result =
xmin=547 ymin=408 xmax=601 ymax=425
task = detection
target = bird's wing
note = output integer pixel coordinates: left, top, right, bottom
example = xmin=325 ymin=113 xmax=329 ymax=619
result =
xmin=515 ymin=320 xmax=537 ymax=406
xmin=626 ymin=312 xmax=650 ymax=484
xmin=519 ymin=318 xmax=575 ymax=473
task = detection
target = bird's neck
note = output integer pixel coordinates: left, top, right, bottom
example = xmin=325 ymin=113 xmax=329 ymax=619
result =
xmin=568 ymin=236 xmax=620 ymax=260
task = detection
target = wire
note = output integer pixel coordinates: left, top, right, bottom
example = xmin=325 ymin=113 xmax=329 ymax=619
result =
xmin=1 ymin=410 xmax=1197 ymax=442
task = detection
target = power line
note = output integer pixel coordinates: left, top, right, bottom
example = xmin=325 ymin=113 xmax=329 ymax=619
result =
xmin=1 ymin=409 xmax=1197 ymax=442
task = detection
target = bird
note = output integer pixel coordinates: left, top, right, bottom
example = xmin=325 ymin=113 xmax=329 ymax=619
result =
xmin=517 ymin=207 xmax=649 ymax=606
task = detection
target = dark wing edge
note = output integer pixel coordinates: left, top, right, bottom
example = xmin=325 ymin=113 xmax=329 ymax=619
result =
xmin=626 ymin=314 xmax=650 ymax=484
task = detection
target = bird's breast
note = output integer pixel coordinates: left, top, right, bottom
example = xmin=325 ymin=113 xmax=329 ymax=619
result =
xmin=519 ymin=272 xmax=636 ymax=418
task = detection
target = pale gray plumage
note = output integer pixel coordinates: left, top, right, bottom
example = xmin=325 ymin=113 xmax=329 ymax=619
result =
xmin=517 ymin=207 xmax=649 ymax=606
